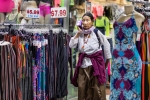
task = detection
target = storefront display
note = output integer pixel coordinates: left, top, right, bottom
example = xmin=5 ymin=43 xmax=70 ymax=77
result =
xmin=1 ymin=0 xmax=150 ymax=99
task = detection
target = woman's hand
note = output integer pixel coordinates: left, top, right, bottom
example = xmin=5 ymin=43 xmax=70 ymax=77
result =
xmin=74 ymin=26 xmax=82 ymax=39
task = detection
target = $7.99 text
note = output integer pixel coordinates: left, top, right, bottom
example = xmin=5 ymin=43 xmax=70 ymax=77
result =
xmin=51 ymin=9 xmax=66 ymax=17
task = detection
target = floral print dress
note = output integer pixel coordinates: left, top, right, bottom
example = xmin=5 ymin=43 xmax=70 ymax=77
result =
xmin=110 ymin=13 xmax=142 ymax=100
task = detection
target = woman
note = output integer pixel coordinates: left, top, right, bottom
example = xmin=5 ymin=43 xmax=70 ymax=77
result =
xmin=69 ymin=12 xmax=111 ymax=100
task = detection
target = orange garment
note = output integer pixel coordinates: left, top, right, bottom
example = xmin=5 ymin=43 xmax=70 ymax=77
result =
xmin=141 ymin=33 xmax=146 ymax=100
xmin=4 ymin=35 xmax=23 ymax=100
xmin=55 ymin=18 xmax=58 ymax=24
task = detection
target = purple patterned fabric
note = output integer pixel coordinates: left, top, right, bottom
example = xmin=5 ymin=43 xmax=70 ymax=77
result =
xmin=71 ymin=50 xmax=105 ymax=87
xmin=110 ymin=14 xmax=142 ymax=100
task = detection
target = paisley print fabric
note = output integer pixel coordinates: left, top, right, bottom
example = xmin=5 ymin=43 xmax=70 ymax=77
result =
xmin=110 ymin=14 xmax=142 ymax=100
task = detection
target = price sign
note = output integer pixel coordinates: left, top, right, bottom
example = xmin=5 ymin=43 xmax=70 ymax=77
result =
xmin=51 ymin=7 xmax=67 ymax=18
xmin=26 ymin=8 xmax=40 ymax=18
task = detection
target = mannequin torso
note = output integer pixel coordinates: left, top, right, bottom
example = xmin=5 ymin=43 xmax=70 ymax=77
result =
xmin=21 ymin=0 xmax=38 ymax=24
xmin=117 ymin=5 xmax=145 ymax=34
xmin=5 ymin=8 xmax=23 ymax=24
xmin=23 ymin=1 xmax=38 ymax=8
xmin=5 ymin=0 xmax=23 ymax=24
xmin=40 ymin=1 xmax=50 ymax=6
xmin=39 ymin=1 xmax=51 ymax=24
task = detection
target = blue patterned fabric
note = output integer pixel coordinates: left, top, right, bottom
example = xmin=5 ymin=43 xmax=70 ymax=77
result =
xmin=110 ymin=15 xmax=142 ymax=100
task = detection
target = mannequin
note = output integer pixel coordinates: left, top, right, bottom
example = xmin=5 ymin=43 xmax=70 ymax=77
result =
xmin=110 ymin=5 xmax=144 ymax=100
xmin=39 ymin=1 xmax=51 ymax=24
xmin=20 ymin=0 xmax=40 ymax=24
xmin=0 ymin=0 xmax=14 ymax=28
xmin=0 ymin=13 xmax=5 ymax=28
xmin=117 ymin=5 xmax=145 ymax=34
xmin=75 ymin=3 xmax=85 ymax=18
xmin=5 ymin=0 xmax=23 ymax=24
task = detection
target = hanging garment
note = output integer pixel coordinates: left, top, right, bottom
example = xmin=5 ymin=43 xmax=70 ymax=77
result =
xmin=104 ymin=6 xmax=113 ymax=20
xmin=0 ymin=43 xmax=17 ymax=100
xmin=141 ymin=33 xmax=147 ymax=100
xmin=95 ymin=17 xmax=106 ymax=35
xmin=56 ymin=32 xmax=69 ymax=98
xmin=110 ymin=14 xmax=142 ymax=99
xmin=0 ymin=0 xmax=14 ymax=12
xmin=148 ymin=34 xmax=150 ymax=99
xmin=140 ymin=19 xmax=150 ymax=100
xmin=48 ymin=31 xmax=55 ymax=99
xmin=4 ymin=13 xmax=19 ymax=24
xmin=1 ymin=28 xmax=72 ymax=100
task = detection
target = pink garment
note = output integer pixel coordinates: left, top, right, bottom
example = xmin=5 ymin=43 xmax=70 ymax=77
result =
xmin=0 ymin=0 xmax=14 ymax=13
xmin=40 ymin=4 xmax=51 ymax=17
xmin=96 ymin=6 xmax=104 ymax=16
xmin=92 ymin=5 xmax=104 ymax=18
xmin=92 ymin=6 xmax=97 ymax=19
xmin=54 ymin=0 xmax=60 ymax=7
xmin=108 ymin=62 xmax=111 ymax=75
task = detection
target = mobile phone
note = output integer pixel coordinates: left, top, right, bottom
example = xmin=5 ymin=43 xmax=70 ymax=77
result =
xmin=76 ymin=20 xmax=82 ymax=29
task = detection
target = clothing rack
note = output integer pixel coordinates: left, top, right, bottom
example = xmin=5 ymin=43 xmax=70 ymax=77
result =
xmin=0 ymin=25 xmax=72 ymax=100
xmin=0 ymin=23 xmax=69 ymax=33
xmin=0 ymin=23 xmax=62 ymax=28
xmin=129 ymin=0 xmax=150 ymax=6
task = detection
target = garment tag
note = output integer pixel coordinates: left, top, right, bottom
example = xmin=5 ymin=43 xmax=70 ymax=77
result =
xmin=33 ymin=40 xmax=38 ymax=46
xmin=41 ymin=40 xmax=45 ymax=46
xmin=32 ymin=40 xmax=35 ymax=46
xmin=136 ymin=34 xmax=141 ymax=41
xmin=38 ymin=41 xmax=41 ymax=48
xmin=44 ymin=39 xmax=48 ymax=45
xmin=10 ymin=37 xmax=12 ymax=43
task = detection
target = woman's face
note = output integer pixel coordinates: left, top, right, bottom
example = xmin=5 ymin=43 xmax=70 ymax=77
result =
xmin=82 ymin=16 xmax=93 ymax=29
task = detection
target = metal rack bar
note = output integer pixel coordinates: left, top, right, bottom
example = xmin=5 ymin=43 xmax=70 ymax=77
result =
xmin=129 ymin=0 xmax=150 ymax=5
xmin=0 ymin=23 xmax=62 ymax=28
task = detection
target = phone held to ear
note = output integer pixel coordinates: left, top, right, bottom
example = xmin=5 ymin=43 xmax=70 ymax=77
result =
xmin=76 ymin=20 xmax=82 ymax=29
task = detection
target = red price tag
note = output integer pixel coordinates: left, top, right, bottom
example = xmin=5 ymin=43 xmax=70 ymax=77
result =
xmin=51 ymin=7 xmax=67 ymax=18
xmin=63 ymin=10 xmax=66 ymax=16
xmin=26 ymin=8 xmax=40 ymax=18
xmin=51 ymin=10 xmax=54 ymax=17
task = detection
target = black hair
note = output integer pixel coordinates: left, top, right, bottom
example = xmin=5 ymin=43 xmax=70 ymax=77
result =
xmin=82 ymin=12 xmax=94 ymax=21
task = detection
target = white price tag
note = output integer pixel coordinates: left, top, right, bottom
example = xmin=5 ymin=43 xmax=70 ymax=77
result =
xmin=26 ymin=8 xmax=40 ymax=18
xmin=41 ymin=41 xmax=45 ymax=46
xmin=33 ymin=40 xmax=36 ymax=46
xmin=136 ymin=34 xmax=141 ymax=41
xmin=38 ymin=41 xmax=41 ymax=48
xmin=44 ymin=39 xmax=48 ymax=45
xmin=51 ymin=7 xmax=67 ymax=18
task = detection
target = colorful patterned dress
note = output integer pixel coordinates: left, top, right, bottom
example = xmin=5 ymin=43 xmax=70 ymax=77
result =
xmin=110 ymin=14 xmax=142 ymax=100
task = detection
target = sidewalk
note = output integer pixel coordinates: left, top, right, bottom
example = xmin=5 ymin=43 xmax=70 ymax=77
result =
xmin=68 ymin=87 xmax=110 ymax=100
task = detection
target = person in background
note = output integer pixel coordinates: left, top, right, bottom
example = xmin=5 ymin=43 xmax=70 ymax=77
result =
xmin=69 ymin=12 xmax=111 ymax=100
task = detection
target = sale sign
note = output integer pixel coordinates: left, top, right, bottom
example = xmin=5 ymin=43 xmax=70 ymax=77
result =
xmin=51 ymin=7 xmax=67 ymax=18
xmin=26 ymin=8 xmax=40 ymax=18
